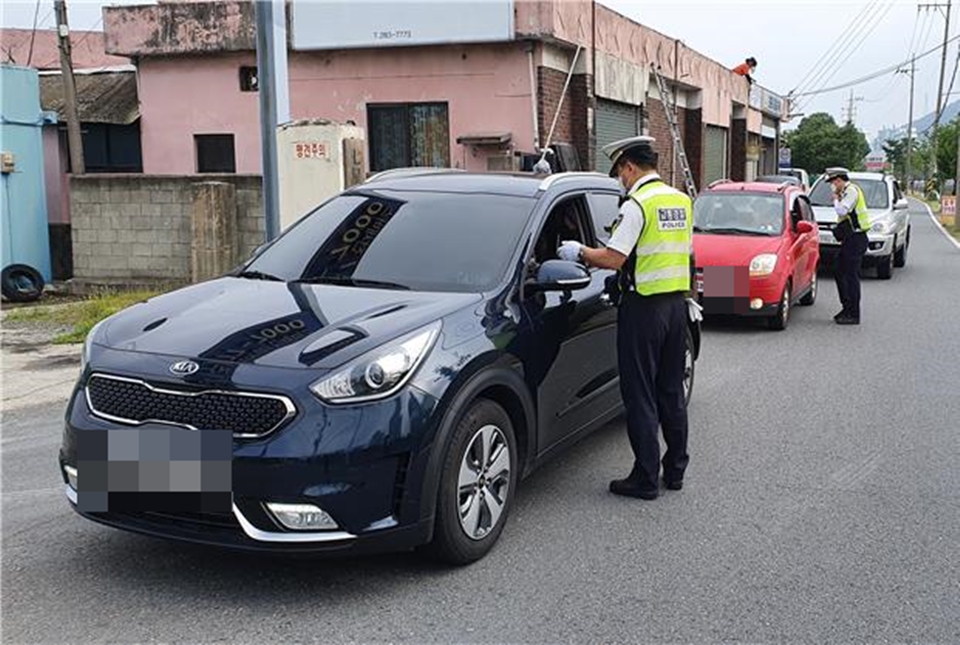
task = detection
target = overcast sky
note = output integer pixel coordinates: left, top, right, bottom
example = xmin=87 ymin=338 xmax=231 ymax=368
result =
xmin=0 ymin=0 xmax=947 ymax=141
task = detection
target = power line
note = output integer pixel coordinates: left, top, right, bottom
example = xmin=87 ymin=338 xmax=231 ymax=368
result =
xmin=791 ymin=0 xmax=883 ymax=96
xmin=791 ymin=32 xmax=960 ymax=98
xmin=793 ymin=0 xmax=886 ymax=98
xmin=795 ymin=0 xmax=897 ymax=114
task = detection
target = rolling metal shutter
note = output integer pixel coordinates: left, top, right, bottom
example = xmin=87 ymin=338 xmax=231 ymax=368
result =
xmin=703 ymin=125 xmax=728 ymax=185
xmin=595 ymin=99 xmax=639 ymax=175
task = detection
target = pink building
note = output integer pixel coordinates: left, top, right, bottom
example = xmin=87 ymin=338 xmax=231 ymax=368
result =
xmin=100 ymin=0 xmax=789 ymax=186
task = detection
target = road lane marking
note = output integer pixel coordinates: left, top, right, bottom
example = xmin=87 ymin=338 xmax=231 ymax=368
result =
xmin=919 ymin=198 xmax=960 ymax=251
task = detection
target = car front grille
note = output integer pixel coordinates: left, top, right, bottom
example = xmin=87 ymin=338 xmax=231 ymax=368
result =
xmin=85 ymin=373 xmax=295 ymax=438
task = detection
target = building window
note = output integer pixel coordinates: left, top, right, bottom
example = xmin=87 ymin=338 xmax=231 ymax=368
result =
xmin=239 ymin=66 xmax=259 ymax=92
xmin=367 ymin=103 xmax=450 ymax=172
xmin=195 ymin=134 xmax=236 ymax=173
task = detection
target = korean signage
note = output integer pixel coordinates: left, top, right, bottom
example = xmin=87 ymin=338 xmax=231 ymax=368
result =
xmin=293 ymin=141 xmax=330 ymax=161
xmin=942 ymin=195 xmax=956 ymax=227
xmin=778 ymin=147 xmax=791 ymax=168
xmin=290 ymin=0 xmax=514 ymax=51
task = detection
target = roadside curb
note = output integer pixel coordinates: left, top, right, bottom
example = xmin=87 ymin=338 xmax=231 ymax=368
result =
xmin=917 ymin=198 xmax=960 ymax=252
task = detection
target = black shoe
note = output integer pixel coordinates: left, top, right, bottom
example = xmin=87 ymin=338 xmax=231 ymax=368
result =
xmin=663 ymin=479 xmax=683 ymax=491
xmin=609 ymin=478 xmax=659 ymax=500
xmin=835 ymin=315 xmax=860 ymax=325
xmin=833 ymin=310 xmax=847 ymax=321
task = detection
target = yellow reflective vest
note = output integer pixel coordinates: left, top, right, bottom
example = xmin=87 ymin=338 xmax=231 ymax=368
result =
xmin=625 ymin=180 xmax=693 ymax=295
xmin=841 ymin=183 xmax=871 ymax=232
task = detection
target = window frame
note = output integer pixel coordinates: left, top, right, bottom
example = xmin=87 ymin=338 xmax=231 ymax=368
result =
xmin=195 ymin=133 xmax=237 ymax=174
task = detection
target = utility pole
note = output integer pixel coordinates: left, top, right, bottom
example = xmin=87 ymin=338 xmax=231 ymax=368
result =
xmin=254 ymin=0 xmax=290 ymax=242
xmin=898 ymin=58 xmax=917 ymax=191
xmin=54 ymin=0 xmax=84 ymax=175
xmin=920 ymin=0 xmax=951 ymax=179
xmin=842 ymin=90 xmax=863 ymax=125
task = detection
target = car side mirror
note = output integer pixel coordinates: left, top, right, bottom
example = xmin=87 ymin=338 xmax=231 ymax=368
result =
xmin=796 ymin=220 xmax=815 ymax=235
xmin=894 ymin=199 xmax=909 ymax=211
xmin=531 ymin=260 xmax=591 ymax=292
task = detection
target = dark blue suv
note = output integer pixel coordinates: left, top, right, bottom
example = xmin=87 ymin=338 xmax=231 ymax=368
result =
xmin=60 ymin=171 xmax=701 ymax=564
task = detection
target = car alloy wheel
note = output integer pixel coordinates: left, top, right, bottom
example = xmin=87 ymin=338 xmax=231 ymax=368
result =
xmin=682 ymin=327 xmax=695 ymax=407
xmin=800 ymin=271 xmax=817 ymax=306
xmin=457 ymin=424 xmax=511 ymax=540
xmin=428 ymin=398 xmax=517 ymax=564
xmin=768 ymin=282 xmax=790 ymax=331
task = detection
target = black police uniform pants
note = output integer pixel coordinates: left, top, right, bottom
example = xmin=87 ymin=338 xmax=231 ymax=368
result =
xmin=835 ymin=231 xmax=868 ymax=318
xmin=617 ymin=291 xmax=689 ymax=492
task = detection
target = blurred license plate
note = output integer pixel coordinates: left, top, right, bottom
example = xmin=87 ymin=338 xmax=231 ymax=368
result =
xmin=695 ymin=272 xmax=704 ymax=293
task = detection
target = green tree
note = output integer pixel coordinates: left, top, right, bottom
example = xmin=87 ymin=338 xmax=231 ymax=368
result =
xmin=782 ymin=113 xmax=870 ymax=176
xmin=935 ymin=117 xmax=959 ymax=185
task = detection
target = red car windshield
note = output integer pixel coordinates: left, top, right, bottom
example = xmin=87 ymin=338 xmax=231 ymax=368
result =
xmin=693 ymin=193 xmax=784 ymax=237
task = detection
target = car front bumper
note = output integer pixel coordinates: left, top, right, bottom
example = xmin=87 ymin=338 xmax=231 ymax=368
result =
xmin=59 ymin=351 xmax=444 ymax=554
xmin=817 ymin=227 xmax=896 ymax=259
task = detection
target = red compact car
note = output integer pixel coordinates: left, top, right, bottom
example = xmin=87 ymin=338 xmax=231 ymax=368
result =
xmin=692 ymin=181 xmax=820 ymax=330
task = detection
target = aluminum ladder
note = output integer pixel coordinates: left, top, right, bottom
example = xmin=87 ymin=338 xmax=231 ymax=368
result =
xmin=651 ymin=64 xmax=698 ymax=199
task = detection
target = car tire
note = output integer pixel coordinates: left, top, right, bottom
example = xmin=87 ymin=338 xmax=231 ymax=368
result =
xmin=1 ymin=264 xmax=44 ymax=303
xmin=876 ymin=251 xmax=894 ymax=280
xmin=427 ymin=398 xmax=517 ymax=565
xmin=767 ymin=281 xmax=790 ymax=331
xmin=683 ymin=325 xmax=695 ymax=408
xmin=894 ymin=228 xmax=909 ymax=268
xmin=799 ymin=271 xmax=817 ymax=306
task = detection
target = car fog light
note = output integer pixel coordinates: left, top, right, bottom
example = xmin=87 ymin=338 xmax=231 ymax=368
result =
xmin=64 ymin=465 xmax=78 ymax=490
xmin=265 ymin=502 xmax=340 ymax=531
xmin=750 ymin=298 xmax=764 ymax=310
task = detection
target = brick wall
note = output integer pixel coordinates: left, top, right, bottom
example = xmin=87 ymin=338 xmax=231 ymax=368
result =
xmin=538 ymin=67 xmax=572 ymax=148
xmin=730 ymin=119 xmax=747 ymax=182
xmin=684 ymin=108 xmax=703 ymax=190
xmin=69 ymin=175 xmax=263 ymax=290
xmin=645 ymin=98 xmax=679 ymax=189
xmin=569 ymin=74 xmax=594 ymax=171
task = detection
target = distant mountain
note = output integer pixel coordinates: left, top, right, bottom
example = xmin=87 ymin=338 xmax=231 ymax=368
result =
xmin=872 ymin=99 xmax=960 ymax=152
xmin=912 ymin=99 xmax=960 ymax=134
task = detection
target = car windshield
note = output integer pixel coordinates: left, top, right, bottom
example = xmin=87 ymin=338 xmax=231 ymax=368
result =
xmin=693 ymin=193 xmax=784 ymax=236
xmin=244 ymin=190 xmax=535 ymax=292
xmin=809 ymin=179 xmax=889 ymax=209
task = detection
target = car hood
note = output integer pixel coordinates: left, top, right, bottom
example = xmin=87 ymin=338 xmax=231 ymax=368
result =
xmin=693 ymin=233 xmax=783 ymax=267
xmin=811 ymin=204 xmax=891 ymax=223
xmin=96 ymin=278 xmax=482 ymax=370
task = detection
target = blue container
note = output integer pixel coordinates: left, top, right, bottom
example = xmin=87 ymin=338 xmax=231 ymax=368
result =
xmin=1 ymin=65 xmax=53 ymax=285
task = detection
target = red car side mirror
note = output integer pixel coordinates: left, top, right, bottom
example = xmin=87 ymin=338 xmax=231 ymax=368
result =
xmin=795 ymin=221 xmax=815 ymax=235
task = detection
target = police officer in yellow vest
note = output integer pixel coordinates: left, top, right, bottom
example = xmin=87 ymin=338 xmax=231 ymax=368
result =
xmin=825 ymin=167 xmax=871 ymax=325
xmin=557 ymin=136 xmax=691 ymax=499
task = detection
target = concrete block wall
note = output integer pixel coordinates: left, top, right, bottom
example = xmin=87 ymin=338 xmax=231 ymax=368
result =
xmin=70 ymin=174 xmax=263 ymax=290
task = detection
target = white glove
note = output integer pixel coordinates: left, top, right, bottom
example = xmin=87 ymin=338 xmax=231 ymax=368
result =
xmin=686 ymin=297 xmax=703 ymax=323
xmin=557 ymin=240 xmax=582 ymax=262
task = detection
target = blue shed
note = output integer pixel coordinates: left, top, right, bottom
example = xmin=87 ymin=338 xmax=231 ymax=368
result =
xmin=1 ymin=64 xmax=54 ymax=299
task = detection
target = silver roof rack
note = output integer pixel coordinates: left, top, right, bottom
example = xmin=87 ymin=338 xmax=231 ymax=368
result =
xmin=537 ymin=171 xmax=612 ymax=192
xmin=364 ymin=167 xmax=465 ymax=184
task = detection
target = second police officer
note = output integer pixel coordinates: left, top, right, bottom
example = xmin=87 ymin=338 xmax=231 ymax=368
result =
xmin=824 ymin=167 xmax=871 ymax=325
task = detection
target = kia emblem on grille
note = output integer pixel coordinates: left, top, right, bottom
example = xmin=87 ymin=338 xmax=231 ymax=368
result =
xmin=169 ymin=360 xmax=200 ymax=376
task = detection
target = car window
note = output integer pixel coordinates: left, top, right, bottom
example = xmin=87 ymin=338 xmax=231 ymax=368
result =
xmin=245 ymin=190 xmax=536 ymax=292
xmin=893 ymin=181 xmax=903 ymax=203
xmin=587 ymin=192 xmax=621 ymax=243
xmin=798 ymin=197 xmax=815 ymax=222
xmin=694 ymin=192 xmax=784 ymax=236
xmin=533 ymin=195 xmax=594 ymax=265
xmin=810 ymin=178 xmax=888 ymax=209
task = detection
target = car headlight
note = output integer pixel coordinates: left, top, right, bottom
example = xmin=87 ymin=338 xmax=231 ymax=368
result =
xmin=310 ymin=322 xmax=441 ymax=404
xmin=871 ymin=219 xmax=893 ymax=234
xmin=749 ymin=254 xmax=778 ymax=277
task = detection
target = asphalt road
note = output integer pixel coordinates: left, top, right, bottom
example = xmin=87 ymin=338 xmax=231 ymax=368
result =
xmin=3 ymin=199 xmax=958 ymax=644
